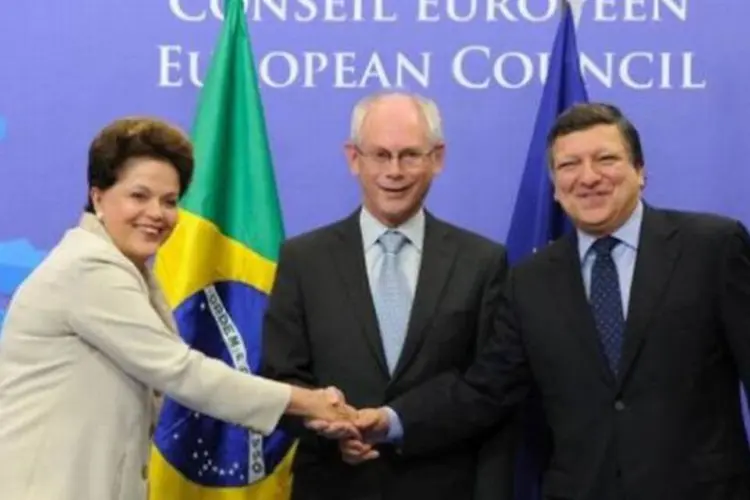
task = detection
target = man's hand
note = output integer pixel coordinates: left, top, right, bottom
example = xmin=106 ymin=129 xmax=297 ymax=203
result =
xmin=306 ymin=405 xmax=394 ymax=464
xmin=354 ymin=407 xmax=390 ymax=443
xmin=339 ymin=436 xmax=380 ymax=465
xmin=337 ymin=407 xmax=391 ymax=465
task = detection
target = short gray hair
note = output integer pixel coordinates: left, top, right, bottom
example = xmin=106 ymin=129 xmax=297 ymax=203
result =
xmin=349 ymin=91 xmax=444 ymax=146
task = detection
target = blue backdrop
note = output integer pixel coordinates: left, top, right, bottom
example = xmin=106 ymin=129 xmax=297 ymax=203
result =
xmin=2 ymin=0 xmax=749 ymax=324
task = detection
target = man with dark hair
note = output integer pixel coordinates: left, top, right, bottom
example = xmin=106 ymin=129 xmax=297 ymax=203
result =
xmin=331 ymin=102 xmax=750 ymax=500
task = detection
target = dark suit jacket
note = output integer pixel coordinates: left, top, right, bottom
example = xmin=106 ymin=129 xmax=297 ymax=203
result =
xmin=391 ymin=206 xmax=750 ymax=500
xmin=261 ymin=209 xmax=517 ymax=500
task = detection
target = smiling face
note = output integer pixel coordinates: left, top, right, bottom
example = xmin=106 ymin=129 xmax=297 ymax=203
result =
xmin=345 ymin=95 xmax=444 ymax=227
xmin=551 ymin=124 xmax=645 ymax=236
xmin=90 ymin=157 xmax=180 ymax=268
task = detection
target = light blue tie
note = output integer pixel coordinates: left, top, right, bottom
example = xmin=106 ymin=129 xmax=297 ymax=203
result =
xmin=373 ymin=230 xmax=412 ymax=374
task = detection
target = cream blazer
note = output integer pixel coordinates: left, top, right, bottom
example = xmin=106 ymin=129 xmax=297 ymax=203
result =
xmin=0 ymin=213 xmax=291 ymax=500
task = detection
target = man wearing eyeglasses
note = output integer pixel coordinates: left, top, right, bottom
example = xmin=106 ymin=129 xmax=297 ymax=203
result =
xmin=260 ymin=91 xmax=518 ymax=500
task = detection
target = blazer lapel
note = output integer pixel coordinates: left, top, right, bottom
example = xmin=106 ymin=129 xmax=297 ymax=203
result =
xmin=145 ymin=273 xmax=181 ymax=337
xmin=617 ymin=207 xmax=680 ymax=387
xmin=391 ymin=214 xmax=458 ymax=381
xmin=550 ymin=234 xmax=616 ymax=386
xmin=79 ymin=211 xmax=177 ymax=412
xmin=330 ymin=212 xmax=390 ymax=377
xmin=79 ymin=212 xmax=181 ymax=338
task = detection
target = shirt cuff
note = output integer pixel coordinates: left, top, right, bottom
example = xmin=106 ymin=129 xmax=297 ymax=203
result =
xmin=383 ymin=406 xmax=404 ymax=442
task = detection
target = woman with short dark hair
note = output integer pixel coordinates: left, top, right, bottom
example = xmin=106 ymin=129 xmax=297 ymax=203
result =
xmin=0 ymin=117 xmax=352 ymax=500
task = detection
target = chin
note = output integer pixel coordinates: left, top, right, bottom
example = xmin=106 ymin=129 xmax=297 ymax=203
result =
xmin=578 ymin=217 xmax=615 ymax=235
xmin=385 ymin=208 xmax=416 ymax=225
xmin=131 ymin=246 xmax=158 ymax=262
xmin=578 ymin=205 xmax=612 ymax=221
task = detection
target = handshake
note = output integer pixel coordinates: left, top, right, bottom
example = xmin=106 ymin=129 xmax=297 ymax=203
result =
xmin=288 ymin=386 xmax=391 ymax=465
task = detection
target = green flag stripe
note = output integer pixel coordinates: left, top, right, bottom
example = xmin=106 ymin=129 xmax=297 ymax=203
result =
xmin=180 ymin=0 xmax=284 ymax=262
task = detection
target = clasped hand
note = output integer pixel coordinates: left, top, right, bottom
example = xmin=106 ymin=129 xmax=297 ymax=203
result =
xmin=303 ymin=388 xmax=391 ymax=465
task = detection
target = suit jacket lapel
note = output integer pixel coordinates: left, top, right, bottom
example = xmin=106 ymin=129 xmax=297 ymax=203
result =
xmin=330 ymin=211 xmax=390 ymax=377
xmin=550 ymin=234 xmax=616 ymax=386
xmin=617 ymin=207 xmax=680 ymax=387
xmin=391 ymin=213 xmax=458 ymax=381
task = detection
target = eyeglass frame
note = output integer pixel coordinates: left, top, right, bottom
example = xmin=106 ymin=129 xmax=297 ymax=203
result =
xmin=352 ymin=144 xmax=443 ymax=168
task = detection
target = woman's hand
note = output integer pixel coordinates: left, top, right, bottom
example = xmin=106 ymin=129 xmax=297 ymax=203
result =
xmin=287 ymin=386 xmax=360 ymax=439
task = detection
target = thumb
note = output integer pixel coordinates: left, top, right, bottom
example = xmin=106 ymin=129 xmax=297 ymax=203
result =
xmin=354 ymin=409 xmax=381 ymax=429
xmin=323 ymin=386 xmax=345 ymax=405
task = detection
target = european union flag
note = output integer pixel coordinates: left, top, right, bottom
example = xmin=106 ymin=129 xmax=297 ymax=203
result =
xmin=506 ymin=1 xmax=588 ymax=263
xmin=506 ymin=3 xmax=588 ymax=499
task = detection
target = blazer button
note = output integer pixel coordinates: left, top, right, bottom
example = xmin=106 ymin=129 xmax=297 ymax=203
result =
xmin=614 ymin=400 xmax=626 ymax=411
xmin=142 ymin=465 xmax=149 ymax=480
xmin=149 ymin=424 xmax=155 ymax=438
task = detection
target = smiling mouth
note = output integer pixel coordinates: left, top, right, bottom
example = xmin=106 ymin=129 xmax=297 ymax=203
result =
xmin=136 ymin=225 xmax=164 ymax=237
xmin=579 ymin=192 xmax=610 ymax=199
xmin=381 ymin=185 xmax=411 ymax=193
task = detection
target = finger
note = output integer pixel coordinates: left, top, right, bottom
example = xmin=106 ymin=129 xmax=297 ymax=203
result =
xmin=304 ymin=419 xmax=330 ymax=432
xmin=336 ymin=405 xmax=359 ymax=422
xmin=341 ymin=439 xmax=371 ymax=455
xmin=341 ymin=444 xmax=380 ymax=465
xmin=324 ymin=422 xmax=362 ymax=440
xmin=342 ymin=424 xmax=363 ymax=440
xmin=340 ymin=446 xmax=368 ymax=464
xmin=334 ymin=423 xmax=362 ymax=440
xmin=306 ymin=419 xmax=361 ymax=440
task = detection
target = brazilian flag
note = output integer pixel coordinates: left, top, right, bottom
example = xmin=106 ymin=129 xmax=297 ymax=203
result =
xmin=148 ymin=0 xmax=295 ymax=497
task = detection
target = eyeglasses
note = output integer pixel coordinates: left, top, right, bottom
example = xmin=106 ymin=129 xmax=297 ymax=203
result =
xmin=355 ymin=146 xmax=438 ymax=168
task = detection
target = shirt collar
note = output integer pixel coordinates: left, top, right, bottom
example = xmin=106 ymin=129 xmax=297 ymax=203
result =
xmin=577 ymin=199 xmax=644 ymax=262
xmin=360 ymin=206 xmax=425 ymax=253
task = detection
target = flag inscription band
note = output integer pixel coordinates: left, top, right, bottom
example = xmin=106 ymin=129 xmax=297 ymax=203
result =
xmin=203 ymin=284 xmax=266 ymax=483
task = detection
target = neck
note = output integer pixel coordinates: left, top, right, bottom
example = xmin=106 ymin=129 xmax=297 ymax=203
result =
xmin=125 ymin=254 xmax=150 ymax=276
xmin=364 ymin=205 xmax=421 ymax=228
xmin=581 ymin=198 xmax=640 ymax=238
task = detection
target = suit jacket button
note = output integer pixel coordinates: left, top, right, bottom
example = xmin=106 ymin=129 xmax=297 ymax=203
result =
xmin=142 ymin=465 xmax=149 ymax=480
xmin=614 ymin=400 xmax=626 ymax=411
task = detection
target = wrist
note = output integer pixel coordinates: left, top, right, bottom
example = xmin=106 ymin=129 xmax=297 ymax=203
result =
xmin=286 ymin=386 xmax=313 ymax=417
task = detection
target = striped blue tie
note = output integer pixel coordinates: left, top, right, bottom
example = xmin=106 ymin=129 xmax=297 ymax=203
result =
xmin=590 ymin=236 xmax=625 ymax=376
xmin=373 ymin=230 xmax=412 ymax=374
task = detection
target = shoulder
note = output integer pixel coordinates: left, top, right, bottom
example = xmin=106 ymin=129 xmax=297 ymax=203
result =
xmin=12 ymin=228 xmax=114 ymax=289
xmin=655 ymin=207 xmax=744 ymax=239
xmin=653 ymin=208 xmax=750 ymax=268
xmin=511 ymin=206 xmax=748 ymax=277
xmin=287 ymin=218 xmax=349 ymax=246
xmin=506 ymin=233 xmax=572 ymax=290
xmin=66 ymin=228 xmax=135 ymax=269
xmin=4 ymin=228 xmax=141 ymax=321
xmin=430 ymin=215 xmax=506 ymax=261
xmin=277 ymin=214 xmax=356 ymax=263
xmin=56 ymin=228 xmax=147 ymax=293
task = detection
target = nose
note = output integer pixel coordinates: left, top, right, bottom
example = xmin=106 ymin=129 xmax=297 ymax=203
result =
xmin=145 ymin=199 xmax=165 ymax=220
xmin=383 ymin=157 xmax=404 ymax=177
xmin=579 ymin=160 xmax=602 ymax=186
